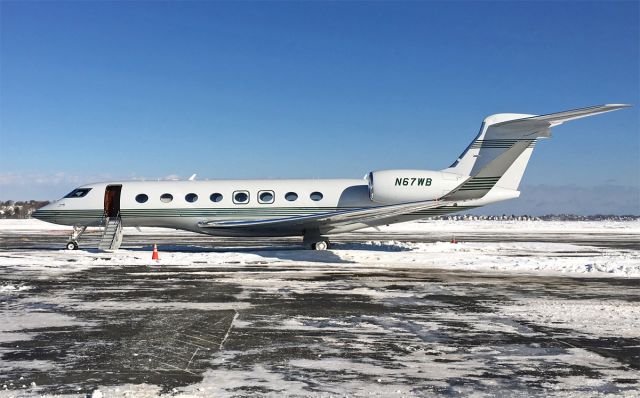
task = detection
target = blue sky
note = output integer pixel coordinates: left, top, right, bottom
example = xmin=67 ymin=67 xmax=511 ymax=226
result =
xmin=1 ymin=1 xmax=638 ymax=214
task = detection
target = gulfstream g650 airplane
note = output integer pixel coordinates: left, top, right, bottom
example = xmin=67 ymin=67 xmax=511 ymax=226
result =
xmin=34 ymin=104 xmax=629 ymax=251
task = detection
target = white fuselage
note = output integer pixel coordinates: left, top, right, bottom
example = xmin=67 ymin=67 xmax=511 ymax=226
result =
xmin=33 ymin=176 xmax=516 ymax=237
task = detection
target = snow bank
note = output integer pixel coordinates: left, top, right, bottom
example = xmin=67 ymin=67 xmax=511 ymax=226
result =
xmin=0 ymin=219 xmax=71 ymax=231
xmin=367 ymin=219 xmax=640 ymax=234
xmin=335 ymin=240 xmax=640 ymax=278
xmin=0 ymin=240 xmax=637 ymax=278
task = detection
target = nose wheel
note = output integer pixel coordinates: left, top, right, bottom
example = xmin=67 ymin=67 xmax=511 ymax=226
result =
xmin=66 ymin=241 xmax=79 ymax=250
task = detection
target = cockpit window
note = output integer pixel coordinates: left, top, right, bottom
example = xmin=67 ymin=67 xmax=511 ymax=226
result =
xmin=64 ymin=188 xmax=92 ymax=198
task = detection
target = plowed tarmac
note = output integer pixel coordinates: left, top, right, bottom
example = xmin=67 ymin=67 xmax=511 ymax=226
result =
xmin=1 ymin=231 xmax=638 ymax=397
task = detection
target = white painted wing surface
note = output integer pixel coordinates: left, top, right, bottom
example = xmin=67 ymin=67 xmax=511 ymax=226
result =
xmin=197 ymin=199 xmax=455 ymax=231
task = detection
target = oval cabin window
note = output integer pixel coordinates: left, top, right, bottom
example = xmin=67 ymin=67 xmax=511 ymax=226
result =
xmin=160 ymin=193 xmax=173 ymax=203
xmin=310 ymin=192 xmax=323 ymax=201
xmin=135 ymin=194 xmax=148 ymax=203
xmin=285 ymin=192 xmax=298 ymax=201
xmin=185 ymin=193 xmax=198 ymax=203
xmin=233 ymin=191 xmax=249 ymax=204
xmin=258 ymin=190 xmax=274 ymax=204
xmin=210 ymin=193 xmax=223 ymax=203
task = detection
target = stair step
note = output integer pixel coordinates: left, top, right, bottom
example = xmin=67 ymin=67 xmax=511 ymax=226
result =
xmin=99 ymin=217 xmax=123 ymax=251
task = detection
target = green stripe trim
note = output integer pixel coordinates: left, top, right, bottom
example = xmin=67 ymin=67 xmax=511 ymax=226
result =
xmin=470 ymin=139 xmax=536 ymax=149
xmin=459 ymin=176 xmax=500 ymax=190
xmin=35 ymin=204 xmax=478 ymax=221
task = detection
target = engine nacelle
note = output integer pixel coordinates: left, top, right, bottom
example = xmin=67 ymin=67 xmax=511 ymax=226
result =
xmin=367 ymin=169 xmax=465 ymax=204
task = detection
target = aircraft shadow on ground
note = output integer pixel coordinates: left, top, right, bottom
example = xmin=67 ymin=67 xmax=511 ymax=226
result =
xmin=124 ymin=244 xmax=355 ymax=264
xmin=5 ymin=238 xmax=412 ymax=264
xmin=131 ymin=240 xmax=413 ymax=263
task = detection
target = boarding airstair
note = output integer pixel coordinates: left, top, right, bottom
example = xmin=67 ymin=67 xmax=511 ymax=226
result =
xmin=98 ymin=216 xmax=123 ymax=251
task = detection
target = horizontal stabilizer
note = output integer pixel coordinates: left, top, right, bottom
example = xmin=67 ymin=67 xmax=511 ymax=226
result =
xmin=490 ymin=104 xmax=631 ymax=135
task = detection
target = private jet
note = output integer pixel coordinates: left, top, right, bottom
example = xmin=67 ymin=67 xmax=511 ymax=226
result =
xmin=33 ymin=104 xmax=629 ymax=251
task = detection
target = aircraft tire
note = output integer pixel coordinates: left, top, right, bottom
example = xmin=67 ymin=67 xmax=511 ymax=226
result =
xmin=66 ymin=241 xmax=79 ymax=250
xmin=313 ymin=241 xmax=329 ymax=251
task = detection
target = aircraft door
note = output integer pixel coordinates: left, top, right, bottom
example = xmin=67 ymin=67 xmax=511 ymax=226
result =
xmin=104 ymin=185 xmax=122 ymax=218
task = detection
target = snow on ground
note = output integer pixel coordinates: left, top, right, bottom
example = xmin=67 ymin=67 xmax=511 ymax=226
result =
xmin=0 ymin=219 xmax=78 ymax=231
xmin=0 ymin=385 xmax=163 ymax=398
xmin=365 ymin=218 xmax=640 ymax=234
xmin=0 ymin=284 xmax=31 ymax=293
xmin=496 ymin=298 xmax=640 ymax=338
xmin=0 ymin=239 xmax=638 ymax=278
xmin=0 ymin=219 xmax=173 ymax=234
xmin=336 ymin=240 xmax=640 ymax=277
xmin=0 ymin=248 xmax=285 ymax=275
xmin=1 ymin=219 xmax=639 ymax=397
xmin=0 ymin=219 xmax=639 ymax=278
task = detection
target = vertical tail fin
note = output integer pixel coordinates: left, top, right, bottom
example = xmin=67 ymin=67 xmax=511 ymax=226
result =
xmin=442 ymin=104 xmax=630 ymax=200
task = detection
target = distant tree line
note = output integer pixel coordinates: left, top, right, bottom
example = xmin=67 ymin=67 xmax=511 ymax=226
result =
xmin=0 ymin=200 xmax=50 ymax=219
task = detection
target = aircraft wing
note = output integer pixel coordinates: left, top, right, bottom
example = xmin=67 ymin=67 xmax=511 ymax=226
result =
xmin=197 ymin=199 xmax=455 ymax=233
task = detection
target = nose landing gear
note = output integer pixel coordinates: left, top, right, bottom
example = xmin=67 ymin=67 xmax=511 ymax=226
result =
xmin=66 ymin=225 xmax=86 ymax=250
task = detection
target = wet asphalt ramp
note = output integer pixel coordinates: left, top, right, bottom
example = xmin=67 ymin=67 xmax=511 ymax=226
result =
xmin=1 ymin=265 xmax=243 ymax=393
xmin=1 ymin=225 xmax=639 ymax=395
xmin=1 ymin=260 xmax=639 ymax=396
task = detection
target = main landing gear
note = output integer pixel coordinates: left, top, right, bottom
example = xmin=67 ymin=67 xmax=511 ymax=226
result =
xmin=66 ymin=225 xmax=86 ymax=250
xmin=303 ymin=231 xmax=330 ymax=250
xmin=311 ymin=240 xmax=330 ymax=251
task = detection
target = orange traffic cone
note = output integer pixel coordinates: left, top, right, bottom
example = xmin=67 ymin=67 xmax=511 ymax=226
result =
xmin=152 ymin=244 xmax=159 ymax=260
